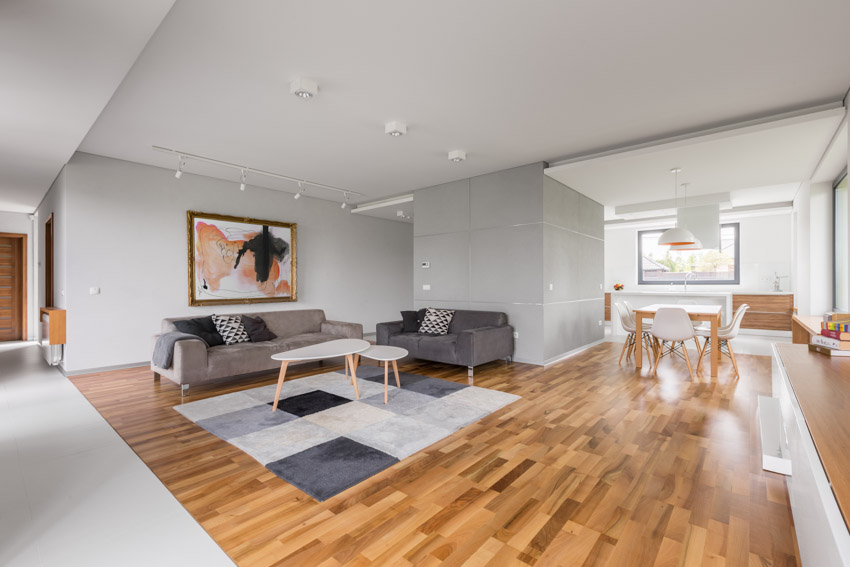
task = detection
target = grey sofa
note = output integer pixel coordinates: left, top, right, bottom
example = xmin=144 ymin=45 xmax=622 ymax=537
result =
xmin=376 ymin=309 xmax=513 ymax=376
xmin=151 ymin=309 xmax=362 ymax=392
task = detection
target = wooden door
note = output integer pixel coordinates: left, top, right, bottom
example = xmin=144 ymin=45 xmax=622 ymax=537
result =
xmin=0 ymin=234 xmax=26 ymax=341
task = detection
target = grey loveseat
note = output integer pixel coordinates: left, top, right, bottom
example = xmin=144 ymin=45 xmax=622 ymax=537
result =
xmin=376 ymin=309 xmax=513 ymax=377
xmin=151 ymin=309 xmax=362 ymax=391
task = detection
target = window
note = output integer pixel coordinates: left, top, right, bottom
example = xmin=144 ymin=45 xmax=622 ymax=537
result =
xmin=835 ymin=174 xmax=848 ymax=311
xmin=638 ymin=223 xmax=740 ymax=285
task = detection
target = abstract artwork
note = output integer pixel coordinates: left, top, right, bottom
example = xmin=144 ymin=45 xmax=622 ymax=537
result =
xmin=187 ymin=211 xmax=296 ymax=306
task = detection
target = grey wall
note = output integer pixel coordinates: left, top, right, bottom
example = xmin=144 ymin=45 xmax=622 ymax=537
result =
xmin=0 ymin=210 xmax=37 ymax=339
xmin=542 ymin=176 xmax=605 ymax=362
xmin=54 ymin=152 xmax=413 ymax=373
xmin=35 ymin=168 xmax=69 ymax=315
xmin=413 ymin=162 xmax=604 ymax=365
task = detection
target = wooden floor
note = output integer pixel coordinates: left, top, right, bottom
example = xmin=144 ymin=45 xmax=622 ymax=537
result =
xmin=71 ymin=342 xmax=800 ymax=567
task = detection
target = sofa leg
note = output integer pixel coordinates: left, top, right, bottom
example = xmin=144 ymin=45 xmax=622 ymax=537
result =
xmin=505 ymin=356 xmax=512 ymax=364
xmin=181 ymin=384 xmax=189 ymax=397
xmin=153 ymin=372 xmax=160 ymax=381
xmin=467 ymin=366 xmax=474 ymax=385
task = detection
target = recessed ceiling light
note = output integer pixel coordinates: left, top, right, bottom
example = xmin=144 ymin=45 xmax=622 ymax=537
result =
xmin=290 ymin=77 xmax=318 ymax=99
xmin=448 ymin=150 xmax=466 ymax=162
xmin=385 ymin=121 xmax=407 ymax=137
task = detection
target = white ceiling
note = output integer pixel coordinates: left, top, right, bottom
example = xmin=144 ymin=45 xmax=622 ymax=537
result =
xmin=546 ymin=107 xmax=846 ymax=218
xmin=4 ymin=0 xmax=850 ymax=213
xmin=0 ymin=0 xmax=175 ymax=213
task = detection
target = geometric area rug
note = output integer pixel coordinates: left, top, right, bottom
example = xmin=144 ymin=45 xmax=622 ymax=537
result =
xmin=174 ymin=367 xmax=520 ymax=501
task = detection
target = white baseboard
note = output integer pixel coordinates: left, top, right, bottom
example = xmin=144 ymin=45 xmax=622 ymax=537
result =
xmin=64 ymin=361 xmax=150 ymax=377
xmin=543 ymin=339 xmax=607 ymax=366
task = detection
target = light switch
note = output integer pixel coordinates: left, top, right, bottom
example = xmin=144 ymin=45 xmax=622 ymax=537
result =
xmin=422 ymin=284 xmax=431 ymax=291
xmin=512 ymin=331 xmax=519 ymax=339
xmin=89 ymin=287 xmax=101 ymax=295
xmin=421 ymin=261 xmax=430 ymax=269
xmin=548 ymin=283 xmax=554 ymax=291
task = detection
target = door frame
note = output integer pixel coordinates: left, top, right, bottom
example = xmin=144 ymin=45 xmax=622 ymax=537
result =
xmin=0 ymin=232 xmax=27 ymax=341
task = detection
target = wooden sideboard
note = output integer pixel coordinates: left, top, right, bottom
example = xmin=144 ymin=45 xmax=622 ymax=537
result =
xmin=604 ymin=293 xmax=611 ymax=322
xmin=771 ymin=344 xmax=850 ymax=565
xmin=733 ymin=293 xmax=794 ymax=331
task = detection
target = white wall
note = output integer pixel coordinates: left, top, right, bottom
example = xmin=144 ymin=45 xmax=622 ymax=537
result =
xmin=0 ymin=211 xmax=36 ymax=339
xmin=605 ymin=211 xmax=793 ymax=294
xmin=58 ymin=152 xmax=413 ymax=373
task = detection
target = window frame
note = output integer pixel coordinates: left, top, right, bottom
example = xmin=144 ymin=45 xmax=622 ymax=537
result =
xmin=637 ymin=222 xmax=741 ymax=285
xmin=834 ymin=169 xmax=848 ymax=311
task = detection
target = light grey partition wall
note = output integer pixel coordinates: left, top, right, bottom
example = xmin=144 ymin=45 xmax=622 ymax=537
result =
xmin=542 ymin=176 xmax=605 ymax=363
xmin=413 ymin=163 xmax=603 ymax=366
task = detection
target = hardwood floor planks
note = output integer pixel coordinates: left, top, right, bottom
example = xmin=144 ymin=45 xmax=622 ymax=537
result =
xmin=69 ymin=343 xmax=800 ymax=566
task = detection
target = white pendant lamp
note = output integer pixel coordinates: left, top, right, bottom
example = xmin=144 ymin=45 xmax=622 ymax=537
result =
xmin=670 ymin=238 xmax=702 ymax=251
xmin=658 ymin=168 xmax=696 ymax=246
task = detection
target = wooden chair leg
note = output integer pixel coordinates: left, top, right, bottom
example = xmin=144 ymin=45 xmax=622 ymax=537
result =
xmin=696 ymin=338 xmax=708 ymax=372
xmin=693 ymin=338 xmax=702 ymax=357
xmin=727 ymin=341 xmax=740 ymax=378
xmin=618 ymin=336 xmax=629 ymax=365
xmin=682 ymin=342 xmax=695 ymax=379
xmin=652 ymin=341 xmax=664 ymax=377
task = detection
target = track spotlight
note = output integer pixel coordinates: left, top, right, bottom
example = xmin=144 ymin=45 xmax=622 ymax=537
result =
xmin=341 ymin=193 xmax=349 ymax=209
xmin=239 ymin=169 xmax=247 ymax=191
xmin=174 ymin=156 xmax=185 ymax=179
xmin=294 ymin=181 xmax=304 ymax=199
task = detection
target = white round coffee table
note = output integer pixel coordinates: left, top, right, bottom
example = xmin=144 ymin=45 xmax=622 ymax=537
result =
xmin=358 ymin=345 xmax=408 ymax=404
xmin=270 ymin=338 xmax=370 ymax=411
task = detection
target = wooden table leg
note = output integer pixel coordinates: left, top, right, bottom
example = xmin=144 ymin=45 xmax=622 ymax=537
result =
xmin=635 ymin=315 xmax=643 ymax=369
xmin=384 ymin=361 xmax=389 ymax=404
xmin=347 ymin=354 xmax=360 ymax=399
xmin=354 ymin=354 xmax=360 ymax=372
xmin=345 ymin=355 xmax=350 ymax=384
xmin=391 ymin=360 xmax=401 ymax=388
xmin=711 ymin=313 xmax=719 ymax=377
xmin=272 ymin=361 xmax=289 ymax=411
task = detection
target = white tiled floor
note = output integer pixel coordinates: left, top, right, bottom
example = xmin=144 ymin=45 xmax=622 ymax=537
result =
xmin=0 ymin=342 xmax=234 ymax=567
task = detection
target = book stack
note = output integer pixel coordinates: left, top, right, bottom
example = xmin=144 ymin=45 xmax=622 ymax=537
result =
xmin=810 ymin=312 xmax=850 ymax=357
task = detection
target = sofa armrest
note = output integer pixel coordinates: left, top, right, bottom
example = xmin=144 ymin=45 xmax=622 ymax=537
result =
xmin=321 ymin=320 xmax=363 ymax=339
xmin=376 ymin=321 xmax=403 ymax=345
xmin=169 ymin=339 xmax=208 ymax=385
xmin=457 ymin=325 xmax=514 ymax=367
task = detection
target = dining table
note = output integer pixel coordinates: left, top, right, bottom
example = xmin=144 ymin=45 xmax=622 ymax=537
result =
xmin=633 ymin=303 xmax=723 ymax=377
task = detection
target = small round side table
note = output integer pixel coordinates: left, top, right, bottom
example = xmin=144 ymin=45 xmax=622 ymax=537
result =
xmin=357 ymin=345 xmax=408 ymax=404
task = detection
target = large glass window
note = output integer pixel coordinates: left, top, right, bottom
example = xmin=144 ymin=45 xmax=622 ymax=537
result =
xmin=638 ymin=223 xmax=740 ymax=285
xmin=835 ymin=174 xmax=848 ymax=311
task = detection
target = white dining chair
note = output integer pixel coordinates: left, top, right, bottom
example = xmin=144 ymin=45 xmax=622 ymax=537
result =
xmin=615 ymin=302 xmax=654 ymax=365
xmin=695 ymin=304 xmax=749 ymax=377
xmin=650 ymin=307 xmax=697 ymax=378
xmin=622 ymin=300 xmax=637 ymax=323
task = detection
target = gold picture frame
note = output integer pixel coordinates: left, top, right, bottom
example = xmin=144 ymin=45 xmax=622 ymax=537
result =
xmin=187 ymin=210 xmax=297 ymax=306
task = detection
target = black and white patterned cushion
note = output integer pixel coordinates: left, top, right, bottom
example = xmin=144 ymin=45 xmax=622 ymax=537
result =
xmin=418 ymin=308 xmax=455 ymax=335
xmin=211 ymin=314 xmax=251 ymax=345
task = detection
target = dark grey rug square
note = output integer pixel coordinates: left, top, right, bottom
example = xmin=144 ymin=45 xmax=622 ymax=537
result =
xmin=267 ymin=437 xmax=399 ymax=501
xmin=175 ymin=370 xmax=519 ymax=501
xmin=266 ymin=389 xmax=351 ymax=417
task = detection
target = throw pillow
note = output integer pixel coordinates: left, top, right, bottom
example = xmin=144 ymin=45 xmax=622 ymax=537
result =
xmin=418 ymin=307 xmax=455 ymax=335
xmin=211 ymin=314 xmax=251 ymax=345
xmin=417 ymin=307 xmax=427 ymax=327
xmin=400 ymin=310 xmax=419 ymax=333
xmin=173 ymin=316 xmax=225 ymax=346
xmin=242 ymin=315 xmax=277 ymax=342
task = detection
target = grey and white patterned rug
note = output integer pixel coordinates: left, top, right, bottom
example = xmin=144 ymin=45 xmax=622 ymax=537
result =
xmin=174 ymin=367 xmax=520 ymax=501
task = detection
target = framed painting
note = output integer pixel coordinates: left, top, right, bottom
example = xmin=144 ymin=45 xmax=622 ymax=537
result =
xmin=187 ymin=211 xmax=297 ymax=306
